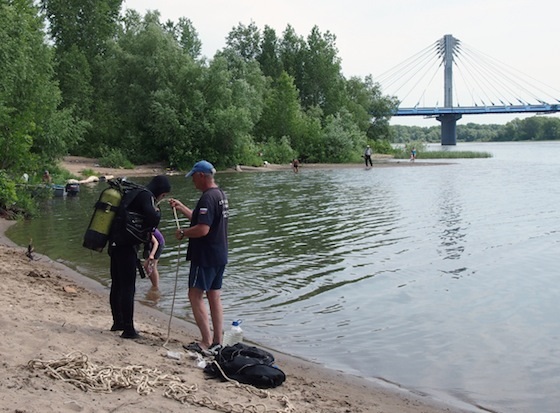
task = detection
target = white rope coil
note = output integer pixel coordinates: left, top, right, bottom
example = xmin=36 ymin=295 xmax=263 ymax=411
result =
xmin=28 ymin=351 xmax=294 ymax=413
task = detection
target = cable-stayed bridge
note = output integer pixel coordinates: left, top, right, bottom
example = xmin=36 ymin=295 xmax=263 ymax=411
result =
xmin=376 ymin=34 xmax=560 ymax=145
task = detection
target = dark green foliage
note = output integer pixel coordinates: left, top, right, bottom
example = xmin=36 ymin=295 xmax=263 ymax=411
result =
xmin=391 ymin=117 xmax=560 ymax=144
xmin=4 ymin=1 xmax=558 ymax=217
xmin=98 ymin=148 xmax=134 ymax=169
xmin=0 ymin=171 xmax=17 ymax=211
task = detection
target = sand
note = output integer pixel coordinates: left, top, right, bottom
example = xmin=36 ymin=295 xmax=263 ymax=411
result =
xmin=60 ymin=155 xmax=446 ymax=179
xmin=0 ymin=157 xmax=466 ymax=413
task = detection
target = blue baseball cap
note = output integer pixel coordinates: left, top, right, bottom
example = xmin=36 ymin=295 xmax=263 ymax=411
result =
xmin=185 ymin=160 xmax=216 ymax=177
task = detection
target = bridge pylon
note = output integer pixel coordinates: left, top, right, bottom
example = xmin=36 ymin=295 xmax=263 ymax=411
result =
xmin=437 ymin=113 xmax=462 ymax=145
xmin=437 ymin=34 xmax=460 ymax=145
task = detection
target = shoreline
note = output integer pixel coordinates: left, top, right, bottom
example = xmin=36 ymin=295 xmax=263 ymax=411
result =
xmin=59 ymin=155 xmax=451 ymax=180
xmin=0 ymin=159 xmax=470 ymax=413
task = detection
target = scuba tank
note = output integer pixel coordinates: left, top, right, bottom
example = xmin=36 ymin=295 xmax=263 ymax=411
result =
xmin=83 ymin=186 xmax=122 ymax=252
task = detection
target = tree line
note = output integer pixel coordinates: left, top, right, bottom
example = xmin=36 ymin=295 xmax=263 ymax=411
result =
xmin=392 ymin=116 xmax=560 ymax=143
xmin=12 ymin=0 xmax=397 ymax=171
xmin=1 ymin=0 xmax=558 ymax=216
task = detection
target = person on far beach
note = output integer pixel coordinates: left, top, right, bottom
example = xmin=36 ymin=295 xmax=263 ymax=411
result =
xmin=364 ymin=145 xmax=373 ymax=168
xmin=42 ymin=170 xmax=52 ymax=183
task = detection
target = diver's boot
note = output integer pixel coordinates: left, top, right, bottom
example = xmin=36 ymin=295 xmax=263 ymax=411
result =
xmin=110 ymin=323 xmax=125 ymax=331
xmin=121 ymin=324 xmax=141 ymax=339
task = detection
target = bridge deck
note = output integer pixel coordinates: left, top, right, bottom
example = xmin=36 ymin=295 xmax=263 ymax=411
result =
xmin=395 ymin=104 xmax=560 ymax=116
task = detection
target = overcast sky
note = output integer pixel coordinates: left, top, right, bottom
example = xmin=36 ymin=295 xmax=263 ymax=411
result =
xmin=122 ymin=0 xmax=560 ymax=126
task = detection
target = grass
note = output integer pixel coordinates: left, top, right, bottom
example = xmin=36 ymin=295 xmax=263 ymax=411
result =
xmin=394 ymin=150 xmax=492 ymax=159
xmin=79 ymin=168 xmax=97 ymax=177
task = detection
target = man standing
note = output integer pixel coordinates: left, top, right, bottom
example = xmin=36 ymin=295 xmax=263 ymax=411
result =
xmin=364 ymin=145 xmax=373 ymax=168
xmin=169 ymin=160 xmax=229 ymax=355
xmin=109 ymin=175 xmax=171 ymax=339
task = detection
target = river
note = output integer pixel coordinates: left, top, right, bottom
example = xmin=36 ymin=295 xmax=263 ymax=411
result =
xmin=7 ymin=141 xmax=560 ymax=413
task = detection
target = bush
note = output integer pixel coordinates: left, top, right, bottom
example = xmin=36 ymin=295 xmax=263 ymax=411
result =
xmin=262 ymin=136 xmax=296 ymax=164
xmin=371 ymin=139 xmax=395 ymax=155
xmin=98 ymin=148 xmax=134 ymax=169
xmin=0 ymin=170 xmax=18 ymax=210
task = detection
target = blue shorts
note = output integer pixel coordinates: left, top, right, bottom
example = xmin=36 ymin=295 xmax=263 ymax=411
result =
xmin=189 ymin=265 xmax=225 ymax=291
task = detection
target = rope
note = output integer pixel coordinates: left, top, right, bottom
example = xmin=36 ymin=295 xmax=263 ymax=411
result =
xmin=206 ymin=360 xmax=295 ymax=412
xmin=162 ymin=206 xmax=182 ymax=349
xmin=27 ymin=351 xmax=179 ymax=395
xmin=28 ymin=351 xmax=294 ymax=413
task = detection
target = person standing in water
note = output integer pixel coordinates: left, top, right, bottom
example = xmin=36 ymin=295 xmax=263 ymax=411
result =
xmin=364 ymin=145 xmax=373 ymax=168
xmin=143 ymin=227 xmax=165 ymax=296
xmin=292 ymin=158 xmax=300 ymax=173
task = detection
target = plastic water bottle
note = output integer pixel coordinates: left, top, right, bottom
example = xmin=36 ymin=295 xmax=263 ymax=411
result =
xmin=223 ymin=320 xmax=243 ymax=346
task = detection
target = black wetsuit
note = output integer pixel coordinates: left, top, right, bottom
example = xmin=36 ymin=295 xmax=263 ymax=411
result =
xmin=108 ymin=187 xmax=162 ymax=338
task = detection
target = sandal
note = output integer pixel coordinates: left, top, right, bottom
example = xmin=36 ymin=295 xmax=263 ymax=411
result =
xmin=183 ymin=341 xmax=213 ymax=356
xmin=208 ymin=343 xmax=223 ymax=354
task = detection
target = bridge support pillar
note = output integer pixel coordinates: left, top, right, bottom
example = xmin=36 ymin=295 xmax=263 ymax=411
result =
xmin=436 ymin=113 xmax=462 ymax=145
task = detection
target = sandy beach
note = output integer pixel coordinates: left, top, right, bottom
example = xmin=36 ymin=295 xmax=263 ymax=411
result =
xmin=0 ymin=157 xmax=465 ymax=413
xmin=60 ymin=155 xmax=446 ymax=179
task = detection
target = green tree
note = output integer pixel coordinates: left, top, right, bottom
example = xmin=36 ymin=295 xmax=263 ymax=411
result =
xmin=198 ymin=54 xmax=266 ymax=167
xmin=255 ymin=71 xmax=302 ymax=142
xmin=320 ymin=109 xmax=366 ymax=162
xmin=225 ymin=21 xmax=261 ymax=62
xmin=0 ymin=0 xmax=79 ymax=171
xmin=41 ymin=0 xmax=122 ymax=128
xmin=101 ymin=10 xmax=203 ymax=166
xmin=299 ymin=26 xmax=345 ymax=117
xmin=164 ymin=16 xmax=202 ymax=59
xmin=257 ymin=26 xmax=282 ymax=79
xmin=278 ymin=25 xmax=306 ymax=93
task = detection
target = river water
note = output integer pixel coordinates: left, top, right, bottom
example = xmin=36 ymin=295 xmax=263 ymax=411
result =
xmin=7 ymin=142 xmax=560 ymax=413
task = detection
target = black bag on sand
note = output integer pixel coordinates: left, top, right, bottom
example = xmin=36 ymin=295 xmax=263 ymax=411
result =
xmin=204 ymin=343 xmax=286 ymax=388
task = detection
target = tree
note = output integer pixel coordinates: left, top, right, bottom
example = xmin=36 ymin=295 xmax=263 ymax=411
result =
xmin=0 ymin=0 xmax=79 ymax=171
xmin=299 ymin=26 xmax=345 ymax=116
xmin=164 ymin=17 xmax=202 ymax=60
xmin=320 ymin=109 xmax=366 ymax=163
xmin=257 ymin=26 xmax=282 ymax=79
xmin=255 ymin=71 xmax=302 ymax=142
xmin=99 ymin=10 xmax=204 ymax=165
xmin=198 ymin=54 xmax=266 ymax=167
xmin=225 ymin=21 xmax=261 ymax=62
xmin=278 ymin=25 xmax=306 ymax=92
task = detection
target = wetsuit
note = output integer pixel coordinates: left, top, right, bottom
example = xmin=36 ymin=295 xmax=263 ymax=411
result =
xmin=108 ymin=175 xmax=170 ymax=338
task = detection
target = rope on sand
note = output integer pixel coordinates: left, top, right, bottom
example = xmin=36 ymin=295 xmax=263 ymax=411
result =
xmin=27 ymin=351 xmax=185 ymax=395
xmin=28 ymin=351 xmax=294 ymax=413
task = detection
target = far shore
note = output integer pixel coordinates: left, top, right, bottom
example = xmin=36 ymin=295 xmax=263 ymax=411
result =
xmin=60 ymin=155 xmax=450 ymax=180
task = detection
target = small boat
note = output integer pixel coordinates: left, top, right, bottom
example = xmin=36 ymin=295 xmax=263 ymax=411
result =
xmin=52 ymin=184 xmax=65 ymax=197
xmin=65 ymin=182 xmax=80 ymax=196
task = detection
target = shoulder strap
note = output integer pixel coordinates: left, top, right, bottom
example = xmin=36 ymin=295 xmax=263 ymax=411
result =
xmin=120 ymin=187 xmax=145 ymax=210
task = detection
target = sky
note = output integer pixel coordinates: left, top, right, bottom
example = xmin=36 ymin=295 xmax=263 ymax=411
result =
xmin=122 ymin=0 xmax=560 ymax=127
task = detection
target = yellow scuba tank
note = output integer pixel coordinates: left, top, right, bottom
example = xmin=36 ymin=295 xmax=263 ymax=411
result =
xmin=83 ymin=187 xmax=122 ymax=252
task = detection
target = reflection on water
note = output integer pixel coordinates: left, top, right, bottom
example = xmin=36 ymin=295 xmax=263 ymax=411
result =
xmin=7 ymin=142 xmax=560 ymax=413
xmin=437 ymin=179 xmax=466 ymax=260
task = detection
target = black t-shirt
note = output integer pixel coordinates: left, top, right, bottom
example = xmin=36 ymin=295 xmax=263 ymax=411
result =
xmin=186 ymin=187 xmax=229 ymax=266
